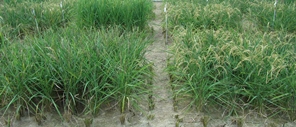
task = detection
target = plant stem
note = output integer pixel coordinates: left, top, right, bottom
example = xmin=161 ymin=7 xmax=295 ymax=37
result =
xmin=32 ymin=9 xmax=40 ymax=35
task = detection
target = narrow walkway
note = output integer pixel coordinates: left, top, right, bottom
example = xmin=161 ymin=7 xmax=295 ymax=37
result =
xmin=145 ymin=2 xmax=175 ymax=127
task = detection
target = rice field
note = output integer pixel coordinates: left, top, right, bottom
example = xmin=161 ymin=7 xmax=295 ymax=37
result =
xmin=1 ymin=0 xmax=296 ymax=126
xmin=0 ymin=0 xmax=153 ymax=123
xmin=167 ymin=0 xmax=296 ymax=121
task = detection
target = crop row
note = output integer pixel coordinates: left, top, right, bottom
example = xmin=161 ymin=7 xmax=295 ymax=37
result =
xmin=167 ymin=0 xmax=296 ymax=120
xmin=0 ymin=0 xmax=153 ymax=40
xmin=0 ymin=0 xmax=153 ymax=121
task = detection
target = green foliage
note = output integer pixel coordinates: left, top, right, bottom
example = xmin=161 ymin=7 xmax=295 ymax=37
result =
xmin=3 ymin=0 xmax=49 ymax=5
xmin=76 ymin=0 xmax=153 ymax=30
xmin=0 ymin=32 xmax=2 ymax=46
xmin=251 ymin=1 xmax=296 ymax=32
xmin=168 ymin=2 xmax=242 ymax=30
xmin=168 ymin=0 xmax=296 ymax=33
xmin=0 ymin=26 xmax=153 ymax=116
xmin=0 ymin=0 xmax=72 ymax=39
xmin=167 ymin=0 xmax=296 ymax=119
xmin=0 ymin=0 xmax=153 ymax=119
xmin=168 ymin=27 xmax=296 ymax=116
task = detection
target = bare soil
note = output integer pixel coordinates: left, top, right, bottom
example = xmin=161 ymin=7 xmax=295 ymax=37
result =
xmin=144 ymin=1 xmax=175 ymax=127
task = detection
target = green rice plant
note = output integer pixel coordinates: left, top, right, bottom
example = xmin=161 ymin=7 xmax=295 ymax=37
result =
xmin=0 ymin=0 xmax=72 ymax=39
xmin=237 ymin=0 xmax=295 ymax=32
xmin=0 ymin=32 xmax=2 ymax=47
xmin=168 ymin=26 xmax=296 ymax=118
xmin=76 ymin=0 xmax=153 ymax=30
xmin=0 ymin=17 xmax=3 ymax=48
xmin=168 ymin=0 xmax=296 ymax=32
xmin=236 ymin=0 xmax=296 ymax=32
xmin=167 ymin=1 xmax=242 ymax=31
xmin=0 ymin=26 xmax=153 ymax=119
xmin=256 ymin=1 xmax=296 ymax=32
xmin=3 ymin=0 xmax=49 ymax=5
xmin=167 ymin=0 xmax=296 ymax=120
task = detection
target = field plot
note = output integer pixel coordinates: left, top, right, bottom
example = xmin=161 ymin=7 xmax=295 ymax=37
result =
xmin=0 ymin=0 xmax=154 ymax=126
xmin=1 ymin=0 xmax=296 ymax=126
xmin=167 ymin=0 xmax=296 ymax=126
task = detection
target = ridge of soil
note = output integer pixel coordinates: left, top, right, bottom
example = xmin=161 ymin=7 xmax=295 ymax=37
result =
xmin=144 ymin=1 xmax=176 ymax=127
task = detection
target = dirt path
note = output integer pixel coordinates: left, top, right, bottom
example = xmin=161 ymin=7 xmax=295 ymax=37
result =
xmin=144 ymin=2 xmax=176 ymax=127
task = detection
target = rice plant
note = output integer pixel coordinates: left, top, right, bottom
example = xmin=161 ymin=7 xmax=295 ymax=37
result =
xmin=168 ymin=0 xmax=296 ymax=32
xmin=167 ymin=1 xmax=242 ymax=31
xmin=168 ymin=26 xmax=296 ymax=117
xmin=0 ymin=26 xmax=153 ymax=119
xmin=0 ymin=0 xmax=72 ymax=39
xmin=167 ymin=0 xmax=296 ymax=119
xmin=76 ymin=0 xmax=153 ymax=30
xmin=249 ymin=1 xmax=296 ymax=32
xmin=0 ymin=18 xmax=3 ymax=47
